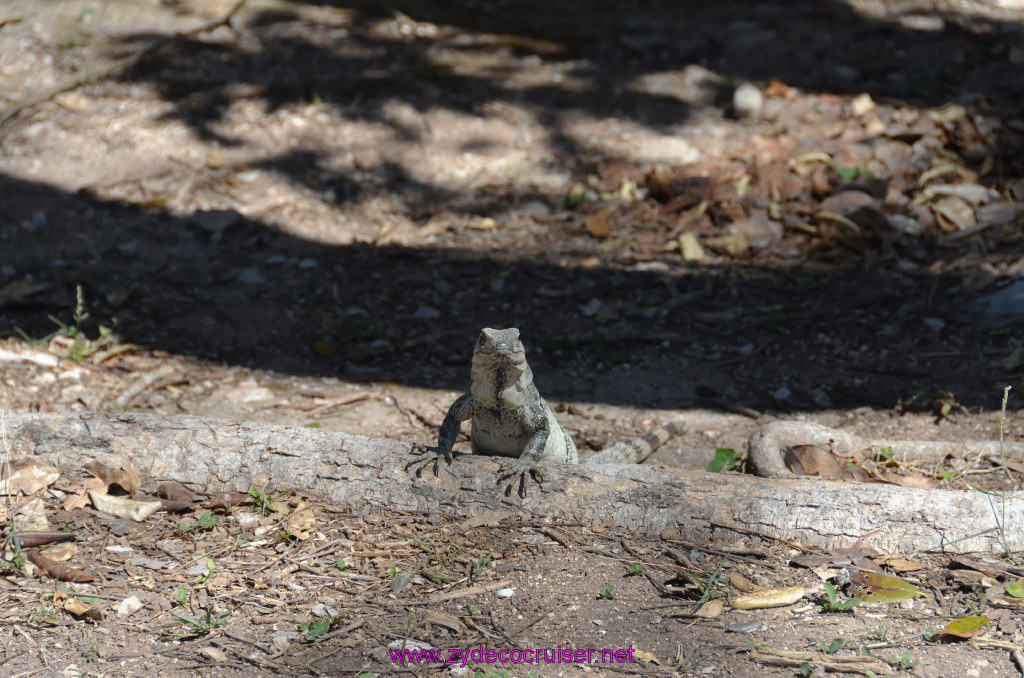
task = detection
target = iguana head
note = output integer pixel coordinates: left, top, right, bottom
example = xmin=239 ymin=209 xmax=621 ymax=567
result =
xmin=472 ymin=328 xmax=532 ymax=387
xmin=476 ymin=327 xmax=522 ymax=358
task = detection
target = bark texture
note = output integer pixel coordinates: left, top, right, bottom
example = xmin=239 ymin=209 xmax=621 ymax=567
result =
xmin=4 ymin=412 xmax=1023 ymax=554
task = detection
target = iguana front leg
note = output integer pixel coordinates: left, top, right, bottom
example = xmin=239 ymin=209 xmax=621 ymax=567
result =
xmin=406 ymin=393 xmax=473 ymax=476
xmin=496 ymin=428 xmax=547 ymax=498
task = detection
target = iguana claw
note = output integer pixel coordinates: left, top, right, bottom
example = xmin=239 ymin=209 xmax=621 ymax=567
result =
xmin=497 ymin=459 xmax=544 ymax=498
xmin=405 ymin=443 xmax=452 ymax=477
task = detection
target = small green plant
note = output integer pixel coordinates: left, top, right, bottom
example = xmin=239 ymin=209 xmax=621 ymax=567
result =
xmin=336 ymin=558 xmax=349 ymax=572
xmin=938 ymin=466 xmax=956 ymax=481
xmin=969 ymin=584 xmax=988 ymax=615
xmin=819 ymin=637 xmax=844 ymax=654
xmin=249 ymin=485 xmax=282 ymax=514
xmin=626 ymin=564 xmax=645 ymax=576
xmin=677 ymin=647 xmax=699 ymax=672
xmin=744 ymin=636 xmax=773 ymax=652
xmin=882 ymin=651 xmax=919 ymax=671
xmin=799 ymin=662 xmax=813 ymax=678
xmin=195 ymin=557 xmax=216 ymax=584
xmin=14 ymin=285 xmax=117 ymax=363
xmin=177 ymin=511 xmax=219 ymax=534
xmin=305 ymin=422 xmax=322 ymax=429
xmin=474 ymin=551 xmax=493 ymax=578
xmin=867 ymin=625 xmax=894 ymax=642
xmin=564 ymin=189 xmax=589 ymax=209
xmin=172 ymin=605 xmax=229 ymax=635
xmin=922 ymin=627 xmax=939 ymax=642
xmin=25 ymin=607 xmax=57 ymax=626
xmin=2 ymin=532 xmax=27 ymax=571
xmin=836 ymin=167 xmax=874 ymax=182
xmin=706 ymin=448 xmax=740 ymax=473
xmin=598 ymin=584 xmax=616 ymax=599
xmin=172 ymin=586 xmax=189 ymax=606
xmin=821 ymin=582 xmax=860 ymax=612
xmin=877 ymin=446 xmax=896 ymax=460
xmin=299 ymin=617 xmax=339 ymax=642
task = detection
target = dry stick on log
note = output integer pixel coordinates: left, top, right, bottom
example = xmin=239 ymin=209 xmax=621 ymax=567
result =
xmin=6 ymin=412 xmax=1024 ymax=554
xmin=748 ymin=420 xmax=1024 ymax=478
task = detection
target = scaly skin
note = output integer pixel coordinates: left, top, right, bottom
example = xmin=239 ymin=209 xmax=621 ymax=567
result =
xmin=407 ymin=327 xmax=682 ymax=497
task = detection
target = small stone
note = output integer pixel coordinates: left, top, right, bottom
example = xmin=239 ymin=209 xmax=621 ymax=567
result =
xmin=850 ymin=93 xmax=875 ymax=117
xmin=496 ymin=588 xmax=515 ymax=598
xmin=410 ymin=306 xmax=441 ymax=320
xmin=733 ymin=82 xmax=763 ymax=119
xmin=116 ymin=596 xmax=144 ymax=618
xmin=773 ymin=386 xmax=791 ymax=402
xmin=190 ymin=209 xmax=241 ymax=234
xmin=581 ymin=298 xmax=602 ymax=317
xmin=390 ymin=572 xmax=412 ymax=593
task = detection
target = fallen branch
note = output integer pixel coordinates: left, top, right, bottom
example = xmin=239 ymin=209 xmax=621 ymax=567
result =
xmin=748 ymin=420 xmax=1024 ymax=478
xmin=5 ymin=412 xmax=1024 ymax=554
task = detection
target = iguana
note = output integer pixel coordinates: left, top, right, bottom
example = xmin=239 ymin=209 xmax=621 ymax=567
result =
xmin=407 ymin=327 xmax=683 ymax=497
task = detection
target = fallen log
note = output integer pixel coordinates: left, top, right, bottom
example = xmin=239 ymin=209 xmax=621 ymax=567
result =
xmin=4 ymin=412 xmax=1023 ymax=554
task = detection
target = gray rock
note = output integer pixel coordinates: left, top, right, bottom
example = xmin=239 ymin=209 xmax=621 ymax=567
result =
xmin=970 ymin=280 xmax=1024 ymax=325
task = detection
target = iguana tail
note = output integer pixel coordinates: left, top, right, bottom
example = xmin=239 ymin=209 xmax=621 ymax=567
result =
xmin=583 ymin=422 xmax=684 ymax=465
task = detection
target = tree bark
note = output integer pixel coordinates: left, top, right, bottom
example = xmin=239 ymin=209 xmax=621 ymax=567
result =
xmin=5 ymin=412 xmax=1022 ymax=554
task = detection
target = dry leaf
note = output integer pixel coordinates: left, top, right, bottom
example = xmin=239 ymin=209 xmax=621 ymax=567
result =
xmin=784 ymin=444 xmax=843 ymax=477
xmin=895 ymin=475 xmax=939 ymax=489
xmin=704 ymin=233 xmax=749 ymax=257
xmin=678 ymin=232 xmax=705 ymax=261
xmin=812 ymin=210 xmax=860 ymax=232
xmin=692 ymin=600 xmax=724 ymax=618
xmin=83 ymin=460 xmax=141 ymax=495
xmin=728 ymin=571 xmax=758 ymax=592
xmin=15 ymin=497 xmax=50 ymax=531
xmin=460 ymin=510 xmax=515 ymax=530
xmin=0 ymin=465 xmax=61 ymax=495
xmin=1001 ymin=346 xmax=1024 ymax=371
xmin=931 ymin=195 xmax=976 ymax=232
xmin=286 ymin=506 xmax=317 ymax=540
xmin=731 ymin=587 xmax=805 ymax=610
xmin=16 ymin=531 xmax=76 ymax=548
xmin=40 ymin=543 xmax=77 ymax=562
xmin=422 ymin=610 xmax=463 ymax=632
xmin=874 ymin=555 xmax=925 ymax=572
xmin=89 ymin=490 xmax=162 ymax=522
xmin=0 ymin=279 xmax=54 ymax=307
xmin=939 ymin=616 xmax=989 ymax=639
xmin=584 ymin=209 xmax=612 ymax=238
xmin=633 ymin=648 xmax=659 ymax=664
xmin=850 ymin=571 xmax=928 ymax=603
xmin=26 ymin=549 xmax=94 ymax=582
xmin=765 ymin=78 xmax=796 ymax=100
xmin=64 ymin=597 xmax=104 ymax=620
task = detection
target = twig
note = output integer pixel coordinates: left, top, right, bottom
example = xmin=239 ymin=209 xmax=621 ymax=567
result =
xmin=708 ymin=521 xmax=821 ymax=553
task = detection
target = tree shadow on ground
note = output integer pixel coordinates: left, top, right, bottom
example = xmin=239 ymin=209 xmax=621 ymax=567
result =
xmin=1 ymin=172 xmax=1018 ymax=413
xmin=112 ymin=0 xmax=1024 ymax=202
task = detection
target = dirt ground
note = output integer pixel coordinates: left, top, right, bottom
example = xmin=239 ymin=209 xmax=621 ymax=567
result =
xmin=2 ymin=0 xmax=1024 ymax=675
